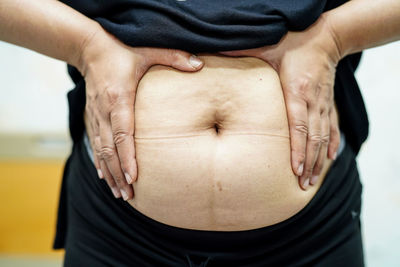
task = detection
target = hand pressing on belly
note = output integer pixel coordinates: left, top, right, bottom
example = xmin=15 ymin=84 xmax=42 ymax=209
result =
xmin=78 ymin=28 xmax=204 ymax=200
xmin=220 ymin=13 xmax=341 ymax=190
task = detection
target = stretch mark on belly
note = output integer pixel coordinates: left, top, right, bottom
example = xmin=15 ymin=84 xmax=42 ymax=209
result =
xmin=222 ymin=132 xmax=289 ymax=138
xmin=134 ymin=132 xmax=289 ymax=140
xmin=134 ymin=133 xmax=211 ymax=139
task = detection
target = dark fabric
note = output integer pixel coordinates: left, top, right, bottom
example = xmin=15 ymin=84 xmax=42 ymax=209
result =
xmin=55 ymin=0 xmax=369 ymax=261
xmin=61 ymin=0 xmax=327 ymax=52
xmin=60 ymin=137 xmax=364 ymax=266
xmin=335 ymin=53 xmax=368 ymax=154
xmin=61 ymin=0 xmax=368 ymax=153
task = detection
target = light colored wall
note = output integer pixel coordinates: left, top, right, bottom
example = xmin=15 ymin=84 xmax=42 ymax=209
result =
xmin=0 ymin=43 xmax=73 ymax=134
xmin=0 ymin=40 xmax=399 ymax=265
xmin=0 ymin=43 xmax=73 ymax=159
xmin=355 ymin=42 xmax=400 ymax=266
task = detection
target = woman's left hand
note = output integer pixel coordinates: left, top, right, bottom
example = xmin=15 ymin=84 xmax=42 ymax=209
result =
xmin=220 ymin=14 xmax=343 ymax=190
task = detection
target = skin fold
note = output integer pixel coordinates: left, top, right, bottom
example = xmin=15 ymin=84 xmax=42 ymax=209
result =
xmin=124 ymin=55 xmax=334 ymax=230
xmin=0 ymin=0 xmax=399 ymax=198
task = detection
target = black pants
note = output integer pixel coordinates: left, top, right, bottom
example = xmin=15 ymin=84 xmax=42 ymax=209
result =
xmin=54 ymin=138 xmax=364 ymax=267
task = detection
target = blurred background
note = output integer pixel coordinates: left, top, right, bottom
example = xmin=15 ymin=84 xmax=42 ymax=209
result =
xmin=0 ymin=41 xmax=399 ymax=266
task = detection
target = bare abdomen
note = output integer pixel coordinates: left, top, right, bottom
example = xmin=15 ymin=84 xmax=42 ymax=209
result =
xmin=129 ymin=55 xmax=332 ymax=230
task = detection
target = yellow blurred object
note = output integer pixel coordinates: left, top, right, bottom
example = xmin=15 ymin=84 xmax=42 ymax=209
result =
xmin=0 ymin=160 xmax=65 ymax=258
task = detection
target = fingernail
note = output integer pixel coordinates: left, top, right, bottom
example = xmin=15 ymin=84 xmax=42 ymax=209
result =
xmin=310 ymin=175 xmax=319 ymax=185
xmin=125 ymin=172 xmax=132 ymax=184
xmin=97 ymin=169 xmax=104 ymax=179
xmin=111 ymin=187 xmax=121 ymax=198
xmin=189 ymin=55 xmax=202 ymax=68
xmin=120 ymin=189 xmax=129 ymax=201
xmin=297 ymin=163 xmax=304 ymax=176
xmin=303 ymin=178 xmax=310 ymax=190
xmin=332 ymin=152 xmax=337 ymax=160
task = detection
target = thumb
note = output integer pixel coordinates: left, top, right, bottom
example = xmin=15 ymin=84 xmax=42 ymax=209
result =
xmin=145 ymin=48 xmax=204 ymax=72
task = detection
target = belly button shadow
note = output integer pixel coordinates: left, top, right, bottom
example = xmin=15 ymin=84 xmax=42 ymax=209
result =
xmin=214 ymin=123 xmax=220 ymax=135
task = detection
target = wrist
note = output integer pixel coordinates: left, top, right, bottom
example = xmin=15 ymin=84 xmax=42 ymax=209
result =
xmin=317 ymin=13 xmax=344 ymax=63
xmin=320 ymin=11 xmax=355 ymax=60
xmin=73 ymin=23 xmax=109 ymax=76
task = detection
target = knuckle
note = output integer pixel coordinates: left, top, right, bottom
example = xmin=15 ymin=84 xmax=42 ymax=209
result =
xmin=321 ymin=134 xmax=330 ymax=145
xmin=320 ymin=106 xmax=329 ymax=116
xmin=95 ymin=147 xmax=102 ymax=158
xmin=105 ymin=87 xmax=121 ymax=104
xmin=110 ymin=107 xmax=132 ymax=121
xmin=286 ymin=78 xmax=308 ymax=98
xmin=308 ymin=84 xmax=321 ymax=103
xmin=296 ymin=77 xmax=312 ymax=95
xmin=100 ymin=145 xmax=116 ymax=160
xmin=94 ymin=135 xmax=101 ymax=145
xmin=308 ymin=133 xmax=321 ymax=141
xmin=113 ymin=130 xmax=130 ymax=145
xmin=308 ymin=133 xmax=322 ymax=144
xmin=308 ymin=135 xmax=322 ymax=151
xmin=94 ymin=142 xmax=102 ymax=157
xmin=292 ymin=122 xmax=309 ymax=136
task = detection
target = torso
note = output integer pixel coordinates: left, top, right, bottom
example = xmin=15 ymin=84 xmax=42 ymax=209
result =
xmin=91 ymin=55 xmax=333 ymax=231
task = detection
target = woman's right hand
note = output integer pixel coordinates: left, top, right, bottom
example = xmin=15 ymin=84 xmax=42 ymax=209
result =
xmin=77 ymin=29 xmax=204 ymax=200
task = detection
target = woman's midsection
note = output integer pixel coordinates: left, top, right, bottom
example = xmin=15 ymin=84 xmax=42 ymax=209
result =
xmin=92 ymin=55 xmax=333 ymax=231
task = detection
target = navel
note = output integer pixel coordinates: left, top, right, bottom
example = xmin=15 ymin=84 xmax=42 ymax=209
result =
xmin=214 ymin=123 xmax=220 ymax=134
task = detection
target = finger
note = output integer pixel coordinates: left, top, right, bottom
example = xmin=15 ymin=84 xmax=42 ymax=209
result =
xmin=284 ymin=92 xmax=308 ymax=179
xmin=310 ymin=112 xmax=330 ymax=185
xmin=99 ymin=158 xmax=121 ymax=199
xmin=110 ymin=100 xmax=137 ymax=184
xmin=99 ymin=118 xmax=134 ymax=200
xmin=143 ymin=48 xmax=204 ymax=71
xmin=300 ymin=106 xmax=322 ymax=190
xmin=328 ymin=107 xmax=340 ymax=160
xmin=92 ymin=144 xmax=102 ymax=178
xmin=91 ymin=113 xmax=102 ymax=175
xmin=94 ymin=133 xmax=104 ymax=179
xmin=85 ymin=105 xmax=102 ymax=177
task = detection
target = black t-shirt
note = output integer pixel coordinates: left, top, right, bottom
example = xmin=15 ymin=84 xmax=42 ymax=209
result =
xmin=61 ymin=0 xmax=368 ymax=154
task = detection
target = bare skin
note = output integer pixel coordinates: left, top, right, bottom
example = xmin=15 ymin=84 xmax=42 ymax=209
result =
xmin=80 ymin=33 xmax=203 ymax=200
xmin=0 ymin=0 xmax=399 ymax=197
xmin=119 ymin=55 xmax=334 ymax=230
xmin=0 ymin=0 xmax=204 ymax=200
xmin=221 ymin=0 xmax=400 ymax=189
